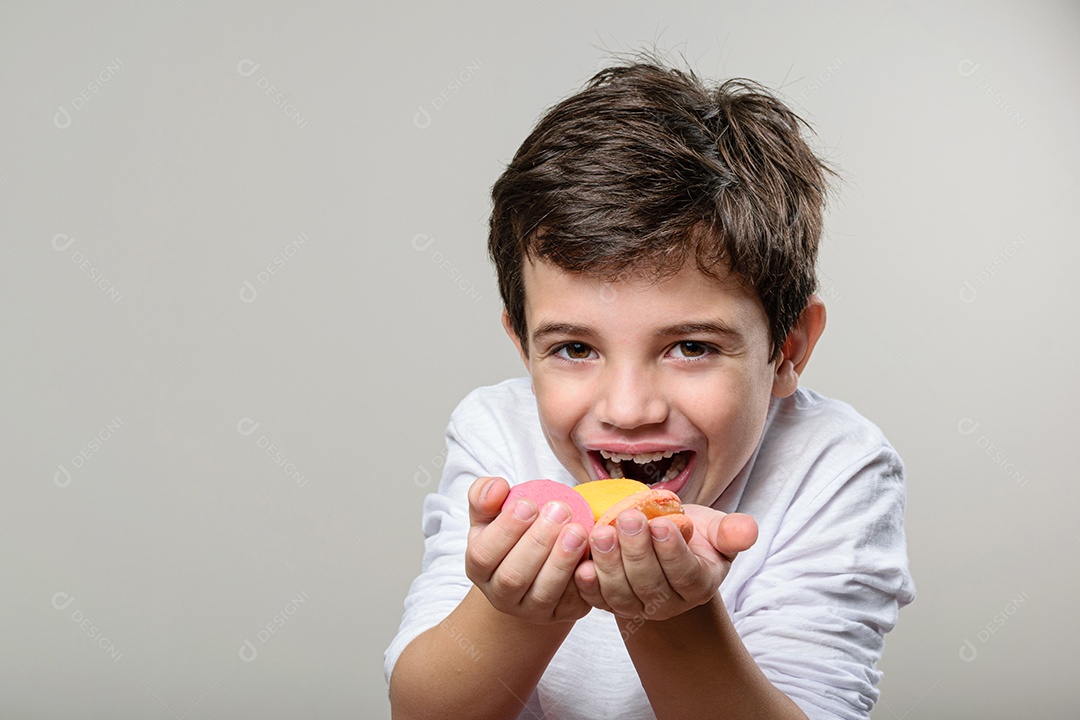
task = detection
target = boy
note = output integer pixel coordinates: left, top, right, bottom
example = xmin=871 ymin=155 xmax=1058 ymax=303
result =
xmin=386 ymin=57 xmax=914 ymax=719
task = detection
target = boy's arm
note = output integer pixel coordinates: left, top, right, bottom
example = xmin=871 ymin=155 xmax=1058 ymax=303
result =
xmin=390 ymin=586 xmax=574 ymax=720
xmin=620 ymin=595 xmax=807 ymax=719
xmin=576 ymin=508 xmax=807 ymax=720
xmin=722 ymin=446 xmax=914 ymax=718
xmin=576 ymin=444 xmax=914 ymax=719
xmin=390 ymin=476 xmax=590 ymax=720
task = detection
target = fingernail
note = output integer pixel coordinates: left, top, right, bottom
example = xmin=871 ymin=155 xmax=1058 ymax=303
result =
xmin=592 ymin=533 xmax=616 ymax=554
xmin=513 ymin=499 xmax=537 ymax=521
xmin=649 ymin=521 xmax=671 ymax=541
xmin=617 ymin=514 xmax=644 ymax=536
xmin=479 ymin=478 xmax=496 ymax=503
xmin=543 ymin=501 xmax=570 ymax=524
xmin=561 ymin=528 xmax=585 ymax=552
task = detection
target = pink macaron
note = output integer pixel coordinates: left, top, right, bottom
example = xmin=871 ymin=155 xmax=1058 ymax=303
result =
xmin=502 ymin=479 xmax=595 ymax=532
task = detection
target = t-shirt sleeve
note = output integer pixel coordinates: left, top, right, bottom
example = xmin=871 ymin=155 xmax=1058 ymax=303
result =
xmin=382 ymin=408 xmax=506 ymax=686
xmin=731 ymin=444 xmax=916 ymax=720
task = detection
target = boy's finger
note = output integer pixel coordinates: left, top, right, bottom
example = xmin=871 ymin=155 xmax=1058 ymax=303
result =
xmin=468 ymin=476 xmax=510 ymax=527
xmin=574 ymin=560 xmax=611 ymax=612
xmin=465 ymin=496 xmax=538 ymax=585
xmin=614 ymin=510 xmax=670 ymax=606
xmin=486 ymin=500 xmax=574 ymax=601
xmin=709 ymin=512 xmax=759 ymax=559
xmin=524 ymin=523 xmax=589 ymax=609
xmin=589 ymin=525 xmax=643 ymax=617
xmin=649 ymin=517 xmax=711 ymax=603
xmin=552 ymin=574 xmax=591 ymax=622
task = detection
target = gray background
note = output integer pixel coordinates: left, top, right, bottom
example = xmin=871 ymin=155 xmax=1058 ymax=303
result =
xmin=2 ymin=1 xmax=1076 ymax=718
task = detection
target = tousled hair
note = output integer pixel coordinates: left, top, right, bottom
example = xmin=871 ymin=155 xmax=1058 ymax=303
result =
xmin=488 ymin=54 xmax=837 ymax=360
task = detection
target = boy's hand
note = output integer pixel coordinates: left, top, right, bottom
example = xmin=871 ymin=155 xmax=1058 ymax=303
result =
xmin=464 ymin=476 xmax=592 ymax=625
xmin=573 ymin=505 xmax=758 ymax=621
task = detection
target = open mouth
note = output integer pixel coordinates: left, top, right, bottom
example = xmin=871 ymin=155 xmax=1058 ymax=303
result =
xmin=593 ymin=449 xmax=692 ymax=485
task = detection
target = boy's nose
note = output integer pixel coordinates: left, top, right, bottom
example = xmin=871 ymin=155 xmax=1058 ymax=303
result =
xmin=594 ymin=365 xmax=668 ymax=430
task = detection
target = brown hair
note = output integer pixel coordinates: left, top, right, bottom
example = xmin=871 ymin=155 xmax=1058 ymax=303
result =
xmin=488 ymin=55 xmax=837 ymax=360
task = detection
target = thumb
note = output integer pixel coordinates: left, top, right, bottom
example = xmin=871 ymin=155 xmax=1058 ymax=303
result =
xmin=709 ymin=512 xmax=758 ymax=559
xmin=468 ymin=476 xmax=510 ymax=527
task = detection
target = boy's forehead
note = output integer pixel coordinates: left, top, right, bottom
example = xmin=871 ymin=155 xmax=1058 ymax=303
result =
xmin=521 ymin=256 xmax=747 ymax=299
xmin=520 ymin=256 xmax=768 ymax=340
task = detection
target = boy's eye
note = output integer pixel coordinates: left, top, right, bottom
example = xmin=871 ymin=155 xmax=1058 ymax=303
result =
xmin=556 ymin=342 xmax=595 ymax=360
xmin=671 ymin=341 xmax=712 ymax=359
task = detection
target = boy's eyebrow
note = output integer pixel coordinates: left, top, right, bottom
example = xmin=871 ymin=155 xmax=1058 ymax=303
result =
xmin=657 ymin=321 xmax=745 ymax=343
xmin=531 ymin=322 xmax=596 ymax=345
xmin=531 ymin=320 xmax=744 ymax=344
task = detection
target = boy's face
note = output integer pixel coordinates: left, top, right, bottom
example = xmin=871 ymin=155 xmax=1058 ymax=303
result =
xmin=505 ymin=257 xmax=798 ymax=508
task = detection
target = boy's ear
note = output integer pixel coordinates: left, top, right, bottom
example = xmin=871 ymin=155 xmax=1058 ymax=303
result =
xmin=501 ymin=309 xmax=530 ymax=369
xmin=772 ymin=295 xmax=827 ymax=398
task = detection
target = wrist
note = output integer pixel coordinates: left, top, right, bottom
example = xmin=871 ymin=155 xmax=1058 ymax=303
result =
xmin=469 ymin=585 xmax=580 ymax=633
xmin=616 ymin=593 xmax=728 ymax=649
xmin=615 ymin=595 xmax=806 ymax=720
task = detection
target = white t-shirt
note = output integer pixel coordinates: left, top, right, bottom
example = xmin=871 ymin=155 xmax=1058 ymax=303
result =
xmin=385 ymin=377 xmax=915 ymax=720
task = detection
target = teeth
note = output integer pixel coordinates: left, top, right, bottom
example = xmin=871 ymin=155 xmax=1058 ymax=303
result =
xmin=598 ymin=449 xmax=690 ymax=482
xmin=598 ymin=449 xmax=678 ymax=464
xmin=659 ymin=452 xmax=688 ymax=482
xmin=603 ymin=457 xmax=625 ymax=478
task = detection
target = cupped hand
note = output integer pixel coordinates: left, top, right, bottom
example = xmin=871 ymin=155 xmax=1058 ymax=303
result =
xmin=464 ymin=476 xmax=592 ymax=624
xmin=573 ymin=504 xmax=758 ymax=621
